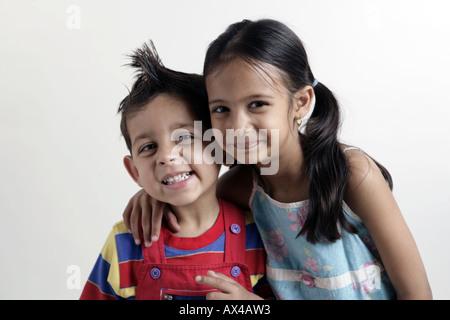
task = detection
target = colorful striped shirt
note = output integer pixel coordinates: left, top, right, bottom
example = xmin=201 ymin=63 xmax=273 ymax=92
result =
xmin=80 ymin=202 xmax=268 ymax=300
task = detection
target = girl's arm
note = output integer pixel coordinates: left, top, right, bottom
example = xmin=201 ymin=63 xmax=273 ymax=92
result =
xmin=216 ymin=165 xmax=254 ymax=209
xmin=122 ymin=165 xmax=254 ymax=245
xmin=122 ymin=189 xmax=180 ymax=247
xmin=344 ymin=149 xmax=432 ymax=299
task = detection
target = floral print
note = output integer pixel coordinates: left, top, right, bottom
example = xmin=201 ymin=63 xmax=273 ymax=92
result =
xmin=260 ymin=227 xmax=289 ymax=264
xmin=251 ymin=187 xmax=396 ymax=300
xmin=351 ymin=279 xmax=376 ymax=297
xmin=304 ymin=257 xmax=322 ymax=272
xmin=287 ymin=206 xmax=308 ymax=232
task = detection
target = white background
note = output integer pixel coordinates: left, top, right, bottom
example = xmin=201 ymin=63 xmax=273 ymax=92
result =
xmin=1 ymin=0 xmax=449 ymax=300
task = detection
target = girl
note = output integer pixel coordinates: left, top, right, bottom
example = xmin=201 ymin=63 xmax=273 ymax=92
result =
xmin=123 ymin=19 xmax=432 ymax=300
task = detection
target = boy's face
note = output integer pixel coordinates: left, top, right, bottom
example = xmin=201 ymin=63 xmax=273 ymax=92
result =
xmin=123 ymin=93 xmax=220 ymax=207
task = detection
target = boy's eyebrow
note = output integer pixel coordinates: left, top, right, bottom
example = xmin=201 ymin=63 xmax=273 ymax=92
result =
xmin=132 ymin=132 xmax=151 ymax=146
xmin=172 ymin=122 xmax=195 ymax=130
xmin=208 ymin=94 xmax=274 ymax=105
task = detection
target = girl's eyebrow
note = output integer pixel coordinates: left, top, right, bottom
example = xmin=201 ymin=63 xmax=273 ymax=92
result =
xmin=209 ymin=94 xmax=274 ymax=105
xmin=208 ymin=98 xmax=226 ymax=105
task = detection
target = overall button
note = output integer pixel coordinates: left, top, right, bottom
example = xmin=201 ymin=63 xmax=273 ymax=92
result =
xmin=150 ymin=267 xmax=161 ymax=279
xmin=230 ymin=224 xmax=241 ymax=234
xmin=230 ymin=266 xmax=241 ymax=277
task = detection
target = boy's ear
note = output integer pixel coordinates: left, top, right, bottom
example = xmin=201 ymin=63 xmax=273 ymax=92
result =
xmin=123 ymin=155 xmax=142 ymax=187
xmin=293 ymin=85 xmax=314 ymax=119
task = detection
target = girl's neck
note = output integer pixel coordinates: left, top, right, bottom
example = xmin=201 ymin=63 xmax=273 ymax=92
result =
xmin=259 ymin=137 xmax=309 ymax=203
xmin=170 ymin=193 xmax=220 ymax=238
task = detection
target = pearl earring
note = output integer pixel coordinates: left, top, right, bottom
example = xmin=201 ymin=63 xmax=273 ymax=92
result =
xmin=296 ymin=118 xmax=303 ymax=128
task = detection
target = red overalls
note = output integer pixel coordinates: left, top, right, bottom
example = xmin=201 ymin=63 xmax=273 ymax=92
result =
xmin=135 ymin=200 xmax=253 ymax=300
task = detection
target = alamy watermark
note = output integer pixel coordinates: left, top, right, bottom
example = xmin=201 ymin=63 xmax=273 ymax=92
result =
xmin=66 ymin=265 xmax=81 ymax=290
xmin=66 ymin=5 xmax=81 ymax=30
xmin=170 ymin=121 xmax=279 ymax=175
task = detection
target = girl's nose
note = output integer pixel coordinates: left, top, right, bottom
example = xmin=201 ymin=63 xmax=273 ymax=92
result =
xmin=231 ymin=109 xmax=252 ymax=131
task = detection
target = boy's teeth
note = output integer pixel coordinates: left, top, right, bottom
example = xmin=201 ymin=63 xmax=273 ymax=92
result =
xmin=163 ymin=172 xmax=192 ymax=185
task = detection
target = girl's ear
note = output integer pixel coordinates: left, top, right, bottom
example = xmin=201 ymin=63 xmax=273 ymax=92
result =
xmin=293 ymin=85 xmax=315 ymax=119
xmin=123 ymin=155 xmax=142 ymax=187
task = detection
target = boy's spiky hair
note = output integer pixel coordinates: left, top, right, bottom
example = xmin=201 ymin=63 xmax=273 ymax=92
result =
xmin=118 ymin=41 xmax=210 ymax=153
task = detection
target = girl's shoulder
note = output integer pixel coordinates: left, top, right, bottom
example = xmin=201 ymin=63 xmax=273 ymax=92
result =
xmin=345 ymin=146 xmax=369 ymax=177
xmin=343 ymin=146 xmax=394 ymax=220
xmin=217 ymin=165 xmax=254 ymax=209
xmin=342 ymin=146 xmax=386 ymax=192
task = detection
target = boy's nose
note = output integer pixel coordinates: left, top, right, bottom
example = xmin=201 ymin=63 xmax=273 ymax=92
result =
xmin=157 ymin=144 xmax=180 ymax=165
xmin=159 ymin=156 xmax=175 ymax=165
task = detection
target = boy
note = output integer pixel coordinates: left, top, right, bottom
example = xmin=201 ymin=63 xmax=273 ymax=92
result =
xmin=80 ymin=42 xmax=267 ymax=300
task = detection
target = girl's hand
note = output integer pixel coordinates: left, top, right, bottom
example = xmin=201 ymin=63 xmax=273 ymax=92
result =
xmin=122 ymin=189 xmax=180 ymax=247
xmin=195 ymin=270 xmax=263 ymax=300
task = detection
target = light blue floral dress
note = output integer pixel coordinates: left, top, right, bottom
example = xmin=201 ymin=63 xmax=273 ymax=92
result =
xmin=250 ymin=178 xmax=397 ymax=300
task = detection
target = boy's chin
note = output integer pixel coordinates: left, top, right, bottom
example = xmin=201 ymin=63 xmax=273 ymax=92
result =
xmin=165 ymin=194 xmax=199 ymax=208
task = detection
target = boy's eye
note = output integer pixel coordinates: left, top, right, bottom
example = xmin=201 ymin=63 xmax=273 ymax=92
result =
xmin=249 ymin=101 xmax=267 ymax=108
xmin=139 ymin=143 xmax=157 ymax=154
xmin=177 ymin=134 xmax=194 ymax=143
xmin=211 ymin=106 xmax=229 ymax=113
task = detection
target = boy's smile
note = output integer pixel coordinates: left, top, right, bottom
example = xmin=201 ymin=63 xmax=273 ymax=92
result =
xmin=161 ymin=171 xmax=193 ymax=186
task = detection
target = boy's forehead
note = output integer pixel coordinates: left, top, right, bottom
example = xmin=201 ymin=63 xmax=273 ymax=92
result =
xmin=127 ymin=94 xmax=198 ymax=137
xmin=131 ymin=93 xmax=196 ymax=118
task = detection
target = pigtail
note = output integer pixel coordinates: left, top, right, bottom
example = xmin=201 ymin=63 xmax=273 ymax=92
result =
xmin=300 ymin=81 xmax=393 ymax=243
xmin=300 ymin=82 xmax=357 ymax=243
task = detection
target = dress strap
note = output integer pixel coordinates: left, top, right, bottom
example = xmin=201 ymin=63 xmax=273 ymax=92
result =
xmin=343 ymin=146 xmax=360 ymax=153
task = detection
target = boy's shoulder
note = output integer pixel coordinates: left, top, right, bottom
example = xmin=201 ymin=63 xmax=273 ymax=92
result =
xmin=103 ymin=220 xmax=139 ymax=250
xmin=111 ymin=220 xmax=130 ymax=235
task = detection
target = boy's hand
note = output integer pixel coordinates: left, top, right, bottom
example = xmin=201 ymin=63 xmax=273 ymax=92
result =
xmin=195 ymin=270 xmax=263 ymax=300
xmin=122 ymin=189 xmax=180 ymax=247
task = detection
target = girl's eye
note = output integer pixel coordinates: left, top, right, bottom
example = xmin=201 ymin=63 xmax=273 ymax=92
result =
xmin=211 ymin=106 xmax=229 ymax=113
xmin=139 ymin=143 xmax=157 ymax=154
xmin=249 ymin=101 xmax=268 ymax=108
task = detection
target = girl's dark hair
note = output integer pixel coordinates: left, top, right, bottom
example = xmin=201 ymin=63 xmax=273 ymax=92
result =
xmin=204 ymin=19 xmax=393 ymax=243
xmin=118 ymin=41 xmax=210 ymax=153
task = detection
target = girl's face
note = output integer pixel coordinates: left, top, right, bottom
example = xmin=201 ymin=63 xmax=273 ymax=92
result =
xmin=206 ymin=58 xmax=304 ymax=168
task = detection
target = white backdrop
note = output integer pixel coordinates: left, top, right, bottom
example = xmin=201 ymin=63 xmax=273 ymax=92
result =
xmin=1 ymin=0 xmax=449 ymax=300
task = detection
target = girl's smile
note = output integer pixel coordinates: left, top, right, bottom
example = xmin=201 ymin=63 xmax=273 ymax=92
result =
xmin=234 ymin=139 xmax=261 ymax=150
